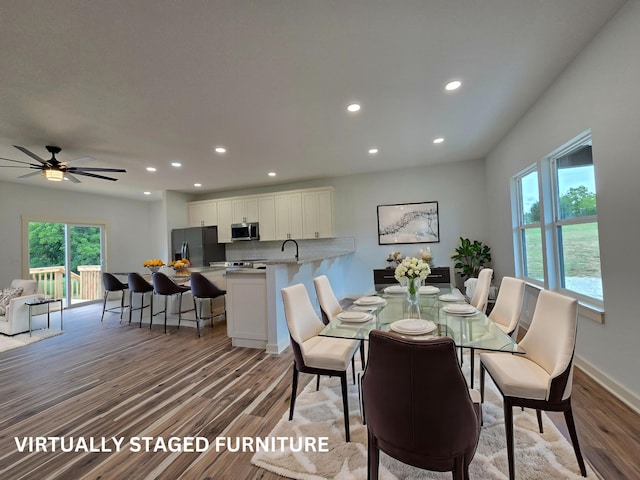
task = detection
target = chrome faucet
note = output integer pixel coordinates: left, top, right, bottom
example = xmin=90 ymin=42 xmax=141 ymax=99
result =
xmin=281 ymin=239 xmax=299 ymax=261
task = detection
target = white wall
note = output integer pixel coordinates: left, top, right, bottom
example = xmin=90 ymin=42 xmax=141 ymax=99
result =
xmin=0 ymin=180 xmax=162 ymax=287
xmin=485 ymin=0 xmax=640 ymax=405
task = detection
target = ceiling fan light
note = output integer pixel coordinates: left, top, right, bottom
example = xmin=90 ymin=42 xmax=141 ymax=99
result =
xmin=43 ymin=169 xmax=64 ymax=182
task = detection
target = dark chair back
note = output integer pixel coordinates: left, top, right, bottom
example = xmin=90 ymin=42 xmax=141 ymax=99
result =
xmin=190 ymin=272 xmax=226 ymax=299
xmin=102 ymin=272 xmax=128 ymax=291
xmin=128 ymin=272 xmax=154 ymax=293
xmin=152 ymin=272 xmax=189 ymax=295
xmin=362 ymin=331 xmax=480 ymax=476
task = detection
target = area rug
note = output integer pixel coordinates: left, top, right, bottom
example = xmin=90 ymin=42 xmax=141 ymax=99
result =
xmin=0 ymin=329 xmax=63 ymax=353
xmin=251 ymin=355 xmax=598 ymax=480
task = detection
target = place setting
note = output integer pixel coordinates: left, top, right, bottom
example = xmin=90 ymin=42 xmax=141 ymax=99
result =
xmin=353 ymin=295 xmax=387 ymax=307
xmin=336 ymin=310 xmax=373 ymax=324
xmin=441 ymin=303 xmax=478 ymax=316
xmin=390 ymin=318 xmax=438 ymax=336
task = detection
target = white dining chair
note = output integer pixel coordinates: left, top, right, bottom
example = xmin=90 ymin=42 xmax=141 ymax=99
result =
xmin=281 ymin=283 xmax=360 ymax=442
xmin=488 ymin=276 xmax=525 ymax=337
xmin=479 ymin=290 xmax=587 ymax=480
xmin=469 ymin=268 xmax=493 ymax=314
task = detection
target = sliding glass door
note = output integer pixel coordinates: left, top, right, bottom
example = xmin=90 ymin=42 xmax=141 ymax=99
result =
xmin=28 ymin=221 xmax=104 ymax=307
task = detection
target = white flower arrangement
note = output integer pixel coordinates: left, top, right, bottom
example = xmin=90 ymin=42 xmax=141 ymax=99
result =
xmin=394 ymin=257 xmax=431 ymax=283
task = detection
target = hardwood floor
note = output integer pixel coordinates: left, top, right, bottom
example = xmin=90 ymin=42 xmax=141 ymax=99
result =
xmin=0 ymin=304 xmax=638 ymax=479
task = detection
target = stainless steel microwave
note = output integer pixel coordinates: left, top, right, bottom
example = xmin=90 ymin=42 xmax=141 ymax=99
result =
xmin=231 ymin=222 xmax=260 ymax=241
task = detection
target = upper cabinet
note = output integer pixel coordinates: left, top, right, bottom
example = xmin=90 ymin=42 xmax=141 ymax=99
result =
xmin=216 ymin=199 xmax=233 ymax=243
xmin=232 ymin=196 xmax=259 ymax=224
xmin=187 ymin=187 xmax=335 ymax=242
xmin=188 ymin=200 xmax=218 ymax=227
xmin=302 ymin=189 xmax=334 ymax=239
xmin=257 ymin=195 xmax=277 ymax=241
xmin=275 ymin=192 xmax=303 ymax=240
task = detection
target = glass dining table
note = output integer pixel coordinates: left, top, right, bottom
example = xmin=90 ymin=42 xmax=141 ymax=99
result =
xmin=319 ymin=284 xmax=524 ymax=387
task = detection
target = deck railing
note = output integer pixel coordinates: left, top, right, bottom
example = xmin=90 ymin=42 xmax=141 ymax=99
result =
xmin=29 ymin=265 xmax=103 ymax=301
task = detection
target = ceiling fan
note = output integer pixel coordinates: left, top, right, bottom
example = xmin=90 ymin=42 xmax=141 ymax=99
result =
xmin=0 ymin=145 xmax=126 ymax=182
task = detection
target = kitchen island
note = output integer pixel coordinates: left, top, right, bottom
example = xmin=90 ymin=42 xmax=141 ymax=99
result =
xmin=225 ymin=249 xmax=354 ymax=353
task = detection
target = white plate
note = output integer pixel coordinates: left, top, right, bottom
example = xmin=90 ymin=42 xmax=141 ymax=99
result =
xmin=439 ymin=293 xmax=465 ymax=302
xmin=384 ymin=285 xmax=407 ymax=294
xmin=442 ymin=304 xmax=477 ymax=315
xmin=354 ymin=296 xmax=385 ymax=306
xmin=390 ymin=319 xmax=437 ymax=335
xmin=419 ymin=285 xmax=440 ymax=295
xmin=337 ymin=311 xmax=372 ymax=323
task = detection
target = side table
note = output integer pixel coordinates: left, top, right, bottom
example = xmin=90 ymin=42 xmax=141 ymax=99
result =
xmin=25 ymin=298 xmax=63 ymax=336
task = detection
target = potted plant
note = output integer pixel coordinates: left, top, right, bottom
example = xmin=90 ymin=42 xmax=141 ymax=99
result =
xmin=451 ymin=237 xmax=492 ymax=289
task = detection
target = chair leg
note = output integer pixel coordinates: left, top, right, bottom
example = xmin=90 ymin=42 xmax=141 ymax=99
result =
xmin=288 ymin=363 xmax=299 ymax=421
xmin=564 ymin=403 xmax=587 ymax=477
xmin=120 ymin=290 xmax=126 ymax=321
xmin=340 ymin=371 xmax=350 ymax=442
xmin=209 ymin=298 xmax=214 ymax=328
xmin=147 ymin=293 xmax=153 ymax=328
xmin=536 ymin=409 xmax=544 ymax=433
xmin=316 ymin=375 xmax=320 ymax=391
xmin=367 ymin=429 xmax=379 ymax=480
xmin=129 ymin=291 xmax=134 ymax=324
xmin=470 ymin=347 xmax=475 ymax=388
xmin=352 ymin=357 xmax=356 ymax=384
xmin=453 ymin=456 xmax=465 ymax=480
xmin=163 ymin=296 xmax=168 ymax=334
xmin=360 ymin=339 xmax=366 ymax=367
xmin=101 ymin=291 xmax=108 ymax=322
xmin=480 ymin=362 xmax=485 ymax=403
xmin=504 ymin=397 xmax=515 ymax=480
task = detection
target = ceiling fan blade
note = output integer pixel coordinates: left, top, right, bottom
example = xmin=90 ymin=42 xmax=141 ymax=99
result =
xmin=0 ymin=157 xmax=41 ymax=167
xmin=71 ymin=171 xmax=119 ymax=181
xmin=64 ymin=155 xmax=96 ymax=166
xmin=14 ymin=145 xmax=48 ymax=165
xmin=65 ymin=172 xmax=82 ymax=183
xmin=17 ymin=170 xmax=43 ymax=179
xmin=67 ymin=167 xmax=127 ymax=173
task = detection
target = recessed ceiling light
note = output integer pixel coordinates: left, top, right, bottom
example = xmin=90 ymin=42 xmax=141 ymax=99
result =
xmin=268 ymin=172 xmax=276 ymax=177
xmin=347 ymin=103 xmax=361 ymax=113
xmin=214 ymin=147 xmax=226 ymax=154
xmin=194 ymin=183 xmax=202 ymax=187
xmin=445 ymin=80 xmax=462 ymax=91
xmin=143 ymin=191 xmax=151 ymax=195
xmin=146 ymin=167 xmax=157 ymax=172
xmin=171 ymin=162 xmax=182 ymax=167
xmin=433 ymin=137 xmax=445 ymax=144
xmin=368 ymin=148 xmax=379 ymax=154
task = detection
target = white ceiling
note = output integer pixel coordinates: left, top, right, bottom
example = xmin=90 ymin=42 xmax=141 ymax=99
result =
xmin=0 ymin=0 xmax=625 ymax=200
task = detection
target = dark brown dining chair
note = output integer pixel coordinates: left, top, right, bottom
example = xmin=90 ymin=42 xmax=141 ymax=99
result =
xmin=190 ymin=272 xmax=226 ymax=334
xmin=151 ymin=272 xmax=191 ymax=334
xmin=362 ymin=331 xmax=481 ymax=480
xmin=282 ymin=283 xmax=360 ymax=442
xmin=127 ymin=272 xmax=154 ymax=327
xmin=101 ymin=272 xmax=128 ymax=322
xmin=480 ymin=289 xmax=587 ymax=480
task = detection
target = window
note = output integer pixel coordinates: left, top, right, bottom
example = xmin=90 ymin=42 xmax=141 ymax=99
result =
xmin=512 ymin=131 xmax=603 ymax=303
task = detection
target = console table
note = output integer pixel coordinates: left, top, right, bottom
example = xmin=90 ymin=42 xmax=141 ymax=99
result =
xmin=25 ymin=298 xmax=63 ymax=336
xmin=373 ymin=267 xmax=451 ymax=289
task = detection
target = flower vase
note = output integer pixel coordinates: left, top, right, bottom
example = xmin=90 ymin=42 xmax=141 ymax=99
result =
xmin=405 ymin=277 xmax=421 ymax=319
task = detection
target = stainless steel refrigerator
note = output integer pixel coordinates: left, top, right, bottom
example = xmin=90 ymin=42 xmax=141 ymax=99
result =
xmin=171 ymin=226 xmax=226 ymax=267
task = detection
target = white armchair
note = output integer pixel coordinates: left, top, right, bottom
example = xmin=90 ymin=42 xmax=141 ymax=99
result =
xmin=0 ymin=280 xmax=44 ymax=336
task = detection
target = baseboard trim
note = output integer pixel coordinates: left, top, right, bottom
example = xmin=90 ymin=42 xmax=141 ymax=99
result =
xmin=574 ymin=354 xmax=640 ymax=415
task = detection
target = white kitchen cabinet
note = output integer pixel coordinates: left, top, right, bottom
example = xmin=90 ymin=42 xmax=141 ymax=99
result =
xmin=275 ymin=192 xmax=303 ymax=240
xmin=188 ymin=200 xmax=218 ymax=227
xmin=258 ymin=195 xmax=276 ymax=241
xmin=216 ymin=199 xmax=233 ymax=243
xmin=232 ymin=196 xmax=259 ymax=223
xmin=301 ymin=188 xmax=334 ymax=239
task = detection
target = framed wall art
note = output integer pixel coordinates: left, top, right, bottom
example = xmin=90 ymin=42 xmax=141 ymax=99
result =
xmin=377 ymin=201 xmax=439 ymax=245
